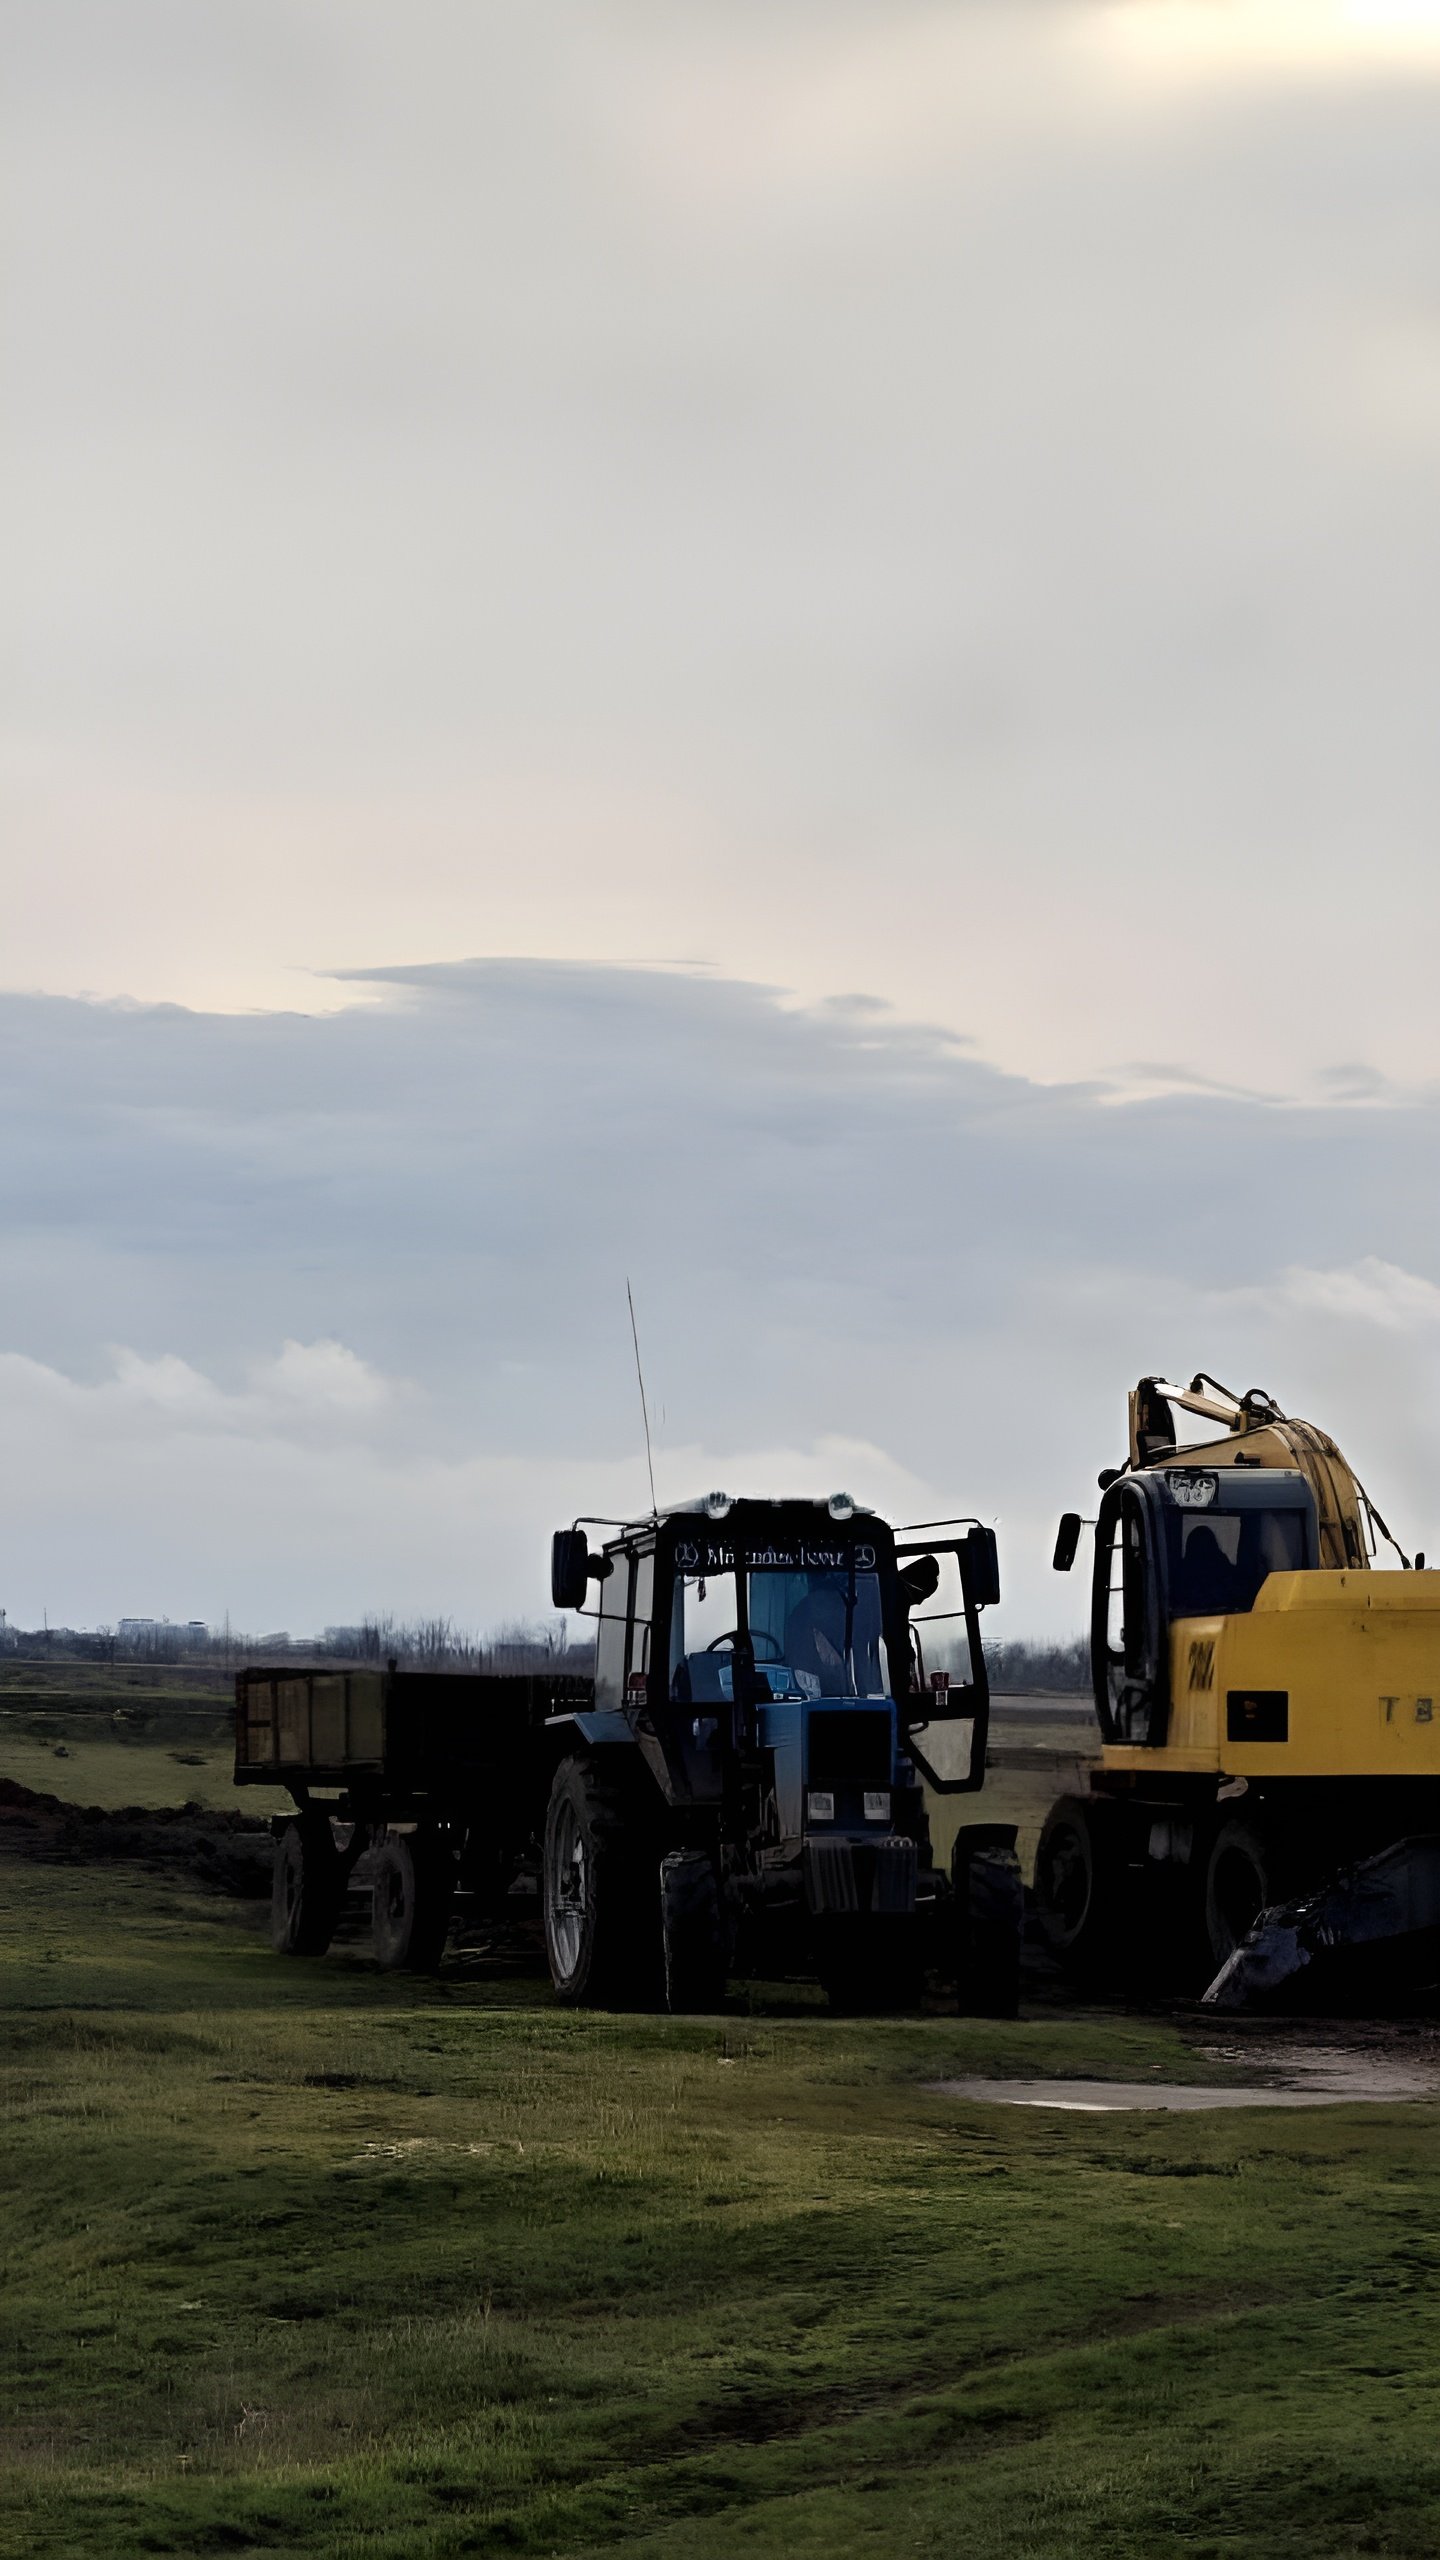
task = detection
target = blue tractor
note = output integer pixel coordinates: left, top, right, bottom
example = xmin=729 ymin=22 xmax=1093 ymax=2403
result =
xmin=545 ymin=1490 xmax=1018 ymax=2013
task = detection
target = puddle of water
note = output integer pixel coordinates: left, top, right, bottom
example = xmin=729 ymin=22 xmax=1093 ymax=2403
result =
xmin=928 ymin=2068 xmax=1440 ymax=2113
xmin=1193 ymin=2042 xmax=1440 ymax=2101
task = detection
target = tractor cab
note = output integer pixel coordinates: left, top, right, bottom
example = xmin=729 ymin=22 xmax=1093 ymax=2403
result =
xmin=552 ymin=1494 xmax=999 ymax=1816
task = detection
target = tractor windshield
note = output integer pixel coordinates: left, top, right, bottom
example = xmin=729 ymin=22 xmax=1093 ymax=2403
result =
xmin=669 ymin=1560 xmax=887 ymax=1702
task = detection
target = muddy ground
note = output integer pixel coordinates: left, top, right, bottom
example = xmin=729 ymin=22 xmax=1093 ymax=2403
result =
xmin=0 ymin=1774 xmax=275 ymax=1898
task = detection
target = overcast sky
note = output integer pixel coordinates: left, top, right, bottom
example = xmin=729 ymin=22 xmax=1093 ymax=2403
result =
xmin=5 ymin=1 xmax=1440 ymax=1633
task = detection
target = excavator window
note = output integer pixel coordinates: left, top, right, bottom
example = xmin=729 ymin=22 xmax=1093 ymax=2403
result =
xmin=1092 ymin=1484 xmax=1171 ymax=1744
xmin=1166 ymin=1504 xmax=1310 ymax=1617
xmin=1099 ymin=1513 xmax=1126 ymax=1667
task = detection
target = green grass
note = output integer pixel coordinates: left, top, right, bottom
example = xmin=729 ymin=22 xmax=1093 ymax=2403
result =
xmin=0 ymin=1673 xmax=286 ymax=1817
xmin=0 ymin=1726 xmax=289 ymax=1815
xmin=5 ymin=1861 xmax=1440 ymax=2557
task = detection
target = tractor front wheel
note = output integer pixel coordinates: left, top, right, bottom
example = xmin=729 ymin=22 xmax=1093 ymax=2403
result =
xmin=661 ymin=1849 xmax=730 ymax=2013
xmin=953 ymin=1826 xmax=1023 ymax=2018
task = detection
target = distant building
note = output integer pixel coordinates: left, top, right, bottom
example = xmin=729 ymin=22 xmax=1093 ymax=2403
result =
xmin=117 ymin=1615 xmax=207 ymax=1644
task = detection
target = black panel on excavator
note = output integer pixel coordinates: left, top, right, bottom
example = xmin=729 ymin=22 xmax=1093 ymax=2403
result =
xmin=1226 ymin=1689 xmax=1289 ymax=1743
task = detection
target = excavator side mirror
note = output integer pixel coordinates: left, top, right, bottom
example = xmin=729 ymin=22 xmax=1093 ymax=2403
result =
xmin=966 ymin=1524 xmax=1001 ymax=1608
xmin=551 ymin=1529 xmax=590 ymax=1611
xmin=1053 ymin=1513 xmax=1082 ymax=1574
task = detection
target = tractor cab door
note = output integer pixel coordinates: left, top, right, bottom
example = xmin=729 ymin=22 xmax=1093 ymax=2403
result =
xmin=895 ymin=1526 xmax=998 ymax=1795
xmin=1091 ymin=1479 xmax=1170 ymax=1747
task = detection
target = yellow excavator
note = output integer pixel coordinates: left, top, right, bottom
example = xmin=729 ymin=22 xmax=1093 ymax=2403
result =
xmin=1043 ymin=1374 xmax=1440 ymax=2004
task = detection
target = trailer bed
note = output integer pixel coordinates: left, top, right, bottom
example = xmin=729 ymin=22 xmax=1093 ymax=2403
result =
xmin=234 ymin=1664 xmax=593 ymax=1808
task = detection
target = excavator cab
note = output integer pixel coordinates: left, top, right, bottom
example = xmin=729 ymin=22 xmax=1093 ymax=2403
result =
xmin=1036 ymin=1373 xmax=1440 ymax=2003
xmin=1074 ymin=1467 xmax=1319 ymax=1748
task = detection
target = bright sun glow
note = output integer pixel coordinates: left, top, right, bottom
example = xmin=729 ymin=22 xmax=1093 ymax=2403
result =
xmin=1101 ymin=0 xmax=1440 ymax=74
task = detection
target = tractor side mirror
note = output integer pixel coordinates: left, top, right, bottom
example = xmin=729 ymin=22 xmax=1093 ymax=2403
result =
xmin=551 ymin=1528 xmax=590 ymax=1611
xmin=966 ymin=1524 xmax=1001 ymax=1608
xmin=899 ymin=1553 xmax=941 ymax=1606
xmin=1052 ymin=1513 xmax=1082 ymax=1574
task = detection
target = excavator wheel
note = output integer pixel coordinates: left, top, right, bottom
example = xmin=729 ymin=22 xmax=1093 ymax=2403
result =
xmin=1033 ymin=1795 xmax=1130 ymax=1979
xmin=371 ymin=1828 xmax=456 ymax=1972
xmin=271 ymin=1811 xmax=344 ymax=1957
xmin=1202 ymin=1819 xmax=1284 ymax=1977
xmin=544 ymin=1754 xmax=664 ymax=2008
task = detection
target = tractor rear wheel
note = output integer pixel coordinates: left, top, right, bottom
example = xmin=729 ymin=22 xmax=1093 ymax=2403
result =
xmin=544 ymin=1755 xmax=663 ymax=2008
xmin=371 ymin=1829 xmax=455 ymax=1972
xmin=271 ymin=1812 xmax=343 ymax=1956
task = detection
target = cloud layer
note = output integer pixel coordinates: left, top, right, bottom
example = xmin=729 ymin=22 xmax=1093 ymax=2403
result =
xmin=3 ymin=962 xmax=1439 ymax=1633
xmin=7 ymin=0 xmax=1440 ymax=1090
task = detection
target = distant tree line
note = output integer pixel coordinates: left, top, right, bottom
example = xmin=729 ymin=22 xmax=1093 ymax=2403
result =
xmin=315 ymin=1618 xmax=592 ymax=1675
xmin=919 ymin=1630 xmax=1088 ymax=1694
xmin=0 ymin=1614 xmax=592 ymax=1676
xmin=0 ymin=1615 xmax=1085 ymax=1689
xmin=986 ymin=1637 xmax=1089 ymax=1693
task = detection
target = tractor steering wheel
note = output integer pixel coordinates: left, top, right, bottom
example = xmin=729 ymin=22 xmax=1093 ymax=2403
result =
xmin=705 ymin=1629 xmax=783 ymax=1660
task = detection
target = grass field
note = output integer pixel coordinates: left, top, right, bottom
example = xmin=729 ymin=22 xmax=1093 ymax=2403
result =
xmin=0 ymin=1668 xmax=279 ymax=1816
xmin=0 ymin=1726 xmax=289 ymax=1816
xmin=6 ymin=1854 xmax=1440 ymax=2559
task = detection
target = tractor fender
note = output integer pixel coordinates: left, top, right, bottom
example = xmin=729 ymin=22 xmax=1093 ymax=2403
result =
xmin=544 ymin=1708 xmax=634 ymax=1751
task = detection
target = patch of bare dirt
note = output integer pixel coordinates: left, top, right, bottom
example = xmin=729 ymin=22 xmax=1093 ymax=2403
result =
xmin=0 ymin=1776 xmax=273 ymax=1897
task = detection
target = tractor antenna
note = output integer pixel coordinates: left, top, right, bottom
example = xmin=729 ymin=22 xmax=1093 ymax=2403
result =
xmin=626 ymin=1277 xmax=659 ymax=1521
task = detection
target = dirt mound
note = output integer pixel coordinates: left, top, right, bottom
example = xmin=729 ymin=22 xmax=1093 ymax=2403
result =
xmin=0 ymin=1776 xmax=273 ymax=1898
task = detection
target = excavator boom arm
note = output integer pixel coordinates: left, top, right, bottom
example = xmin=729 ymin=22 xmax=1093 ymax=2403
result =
xmin=1127 ymin=1375 xmax=1372 ymax=1569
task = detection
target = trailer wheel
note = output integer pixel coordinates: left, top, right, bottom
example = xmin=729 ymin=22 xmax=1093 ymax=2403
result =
xmin=271 ymin=1813 xmax=343 ymax=1957
xmin=544 ymin=1755 xmax=663 ymax=2008
xmin=1203 ymin=1820 xmax=1279 ymax=1973
xmin=371 ymin=1830 xmax=455 ymax=1972
xmin=1033 ymin=1795 xmax=1127 ymax=1976
xmin=953 ymin=1830 xmax=1023 ymax=2019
